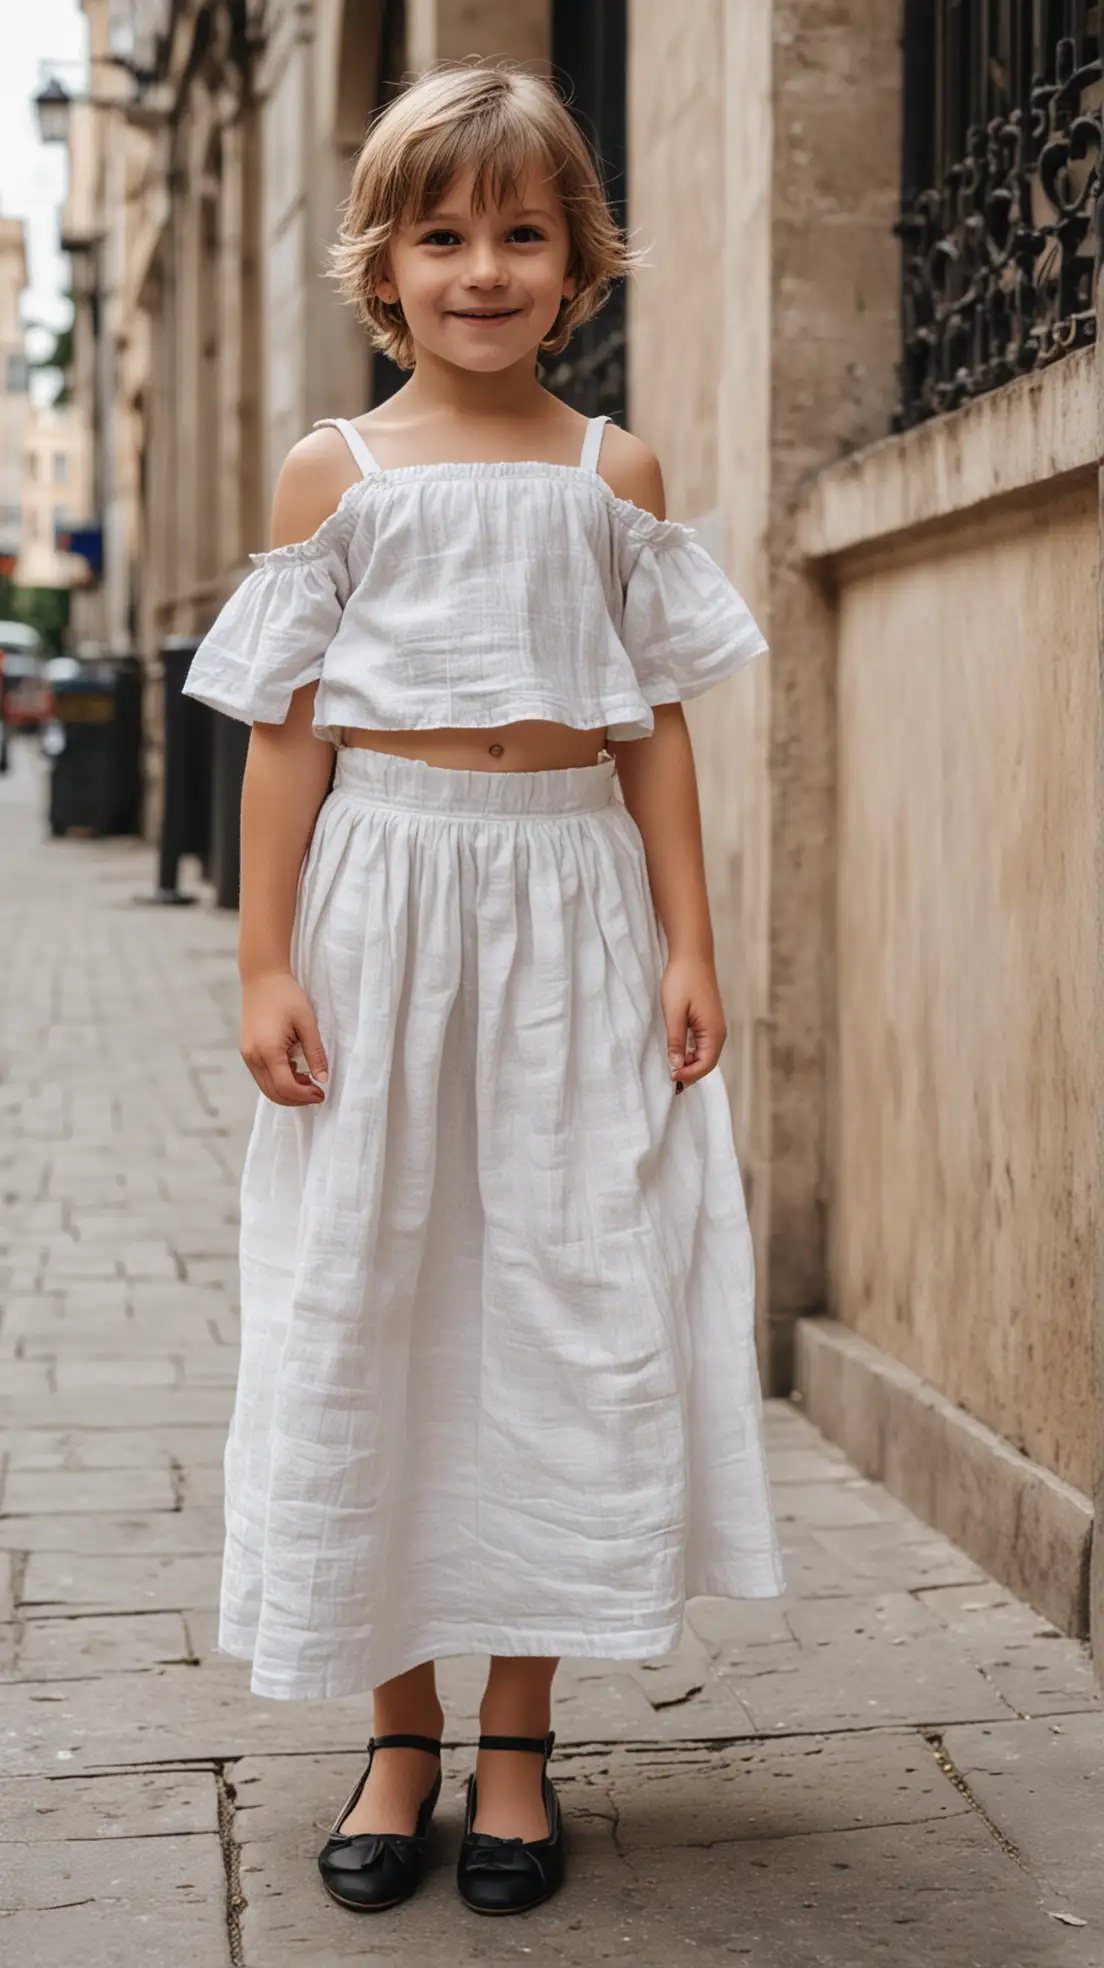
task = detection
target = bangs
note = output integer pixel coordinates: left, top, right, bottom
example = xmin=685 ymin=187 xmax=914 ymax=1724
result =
xmin=397 ymin=113 xmax=563 ymax=228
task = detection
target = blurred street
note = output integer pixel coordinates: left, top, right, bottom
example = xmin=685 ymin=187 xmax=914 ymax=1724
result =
xmin=0 ymin=737 xmax=1101 ymax=1965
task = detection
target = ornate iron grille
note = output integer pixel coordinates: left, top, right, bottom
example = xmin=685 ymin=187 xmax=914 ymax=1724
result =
xmin=896 ymin=1 xmax=1103 ymax=428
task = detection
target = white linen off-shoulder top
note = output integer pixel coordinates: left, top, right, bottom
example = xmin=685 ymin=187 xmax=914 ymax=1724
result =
xmin=181 ymin=414 xmax=767 ymax=744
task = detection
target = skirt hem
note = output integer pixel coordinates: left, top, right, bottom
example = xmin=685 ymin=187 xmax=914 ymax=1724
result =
xmin=218 ymin=1575 xmax=788 ymax=1702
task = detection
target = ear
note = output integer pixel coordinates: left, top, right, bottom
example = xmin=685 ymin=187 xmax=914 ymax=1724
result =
xmin=374 ymin=262 xmax=399 ymax=305
xmin=562 ymin=272 xmax=577 ymax=301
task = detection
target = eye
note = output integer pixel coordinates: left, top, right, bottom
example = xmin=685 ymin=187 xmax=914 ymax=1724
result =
xmin=508 ymin=225 xmax=545 ymax=244
xmin=419 ymin=228 xmax=461 ymax=247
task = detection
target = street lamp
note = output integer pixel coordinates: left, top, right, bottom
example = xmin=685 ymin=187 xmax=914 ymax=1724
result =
xmin=34 ymin=77 xmax=75 ymax=147
xmin=33 ymin=56 xmax=161 ymax=145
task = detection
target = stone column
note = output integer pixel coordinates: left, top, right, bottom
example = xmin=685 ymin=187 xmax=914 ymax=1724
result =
xmin=628 ymin=0 xmax=902 ymax=1389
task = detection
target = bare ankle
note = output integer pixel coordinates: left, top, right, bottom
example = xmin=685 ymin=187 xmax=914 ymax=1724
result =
xmin=372 ymin=1663 xmax=444 ymax=1741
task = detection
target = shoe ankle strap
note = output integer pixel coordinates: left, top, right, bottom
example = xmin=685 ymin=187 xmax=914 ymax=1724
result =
xmin=478 ymin=1731 xmax=555 ymax=1757
xmin=367 ymin=1732 xmax=442 ymax=1755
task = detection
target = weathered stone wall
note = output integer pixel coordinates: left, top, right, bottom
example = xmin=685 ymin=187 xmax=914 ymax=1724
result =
xmin=763 ymin=0 xmax=903 ymax=1383
xmin=800 ymin=351 xmax=1100 ymax=1497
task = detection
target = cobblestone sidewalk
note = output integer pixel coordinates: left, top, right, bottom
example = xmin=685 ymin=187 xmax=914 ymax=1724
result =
xmin=1 ymin=739 xmax=1102 ymax=1967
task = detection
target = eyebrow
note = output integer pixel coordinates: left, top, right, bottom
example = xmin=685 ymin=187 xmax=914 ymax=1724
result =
xmin=417 ymin=206 xmax=558 ymax=225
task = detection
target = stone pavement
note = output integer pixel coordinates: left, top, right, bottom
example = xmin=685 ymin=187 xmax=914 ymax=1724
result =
xmin=1 ymin=736 xmax=1102 ymax=1967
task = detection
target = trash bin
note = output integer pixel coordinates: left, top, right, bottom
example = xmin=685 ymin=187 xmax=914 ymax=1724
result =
xmin=47 ymin=655 xmax=143 ymax=838
xmin=150 ymin=636 xmax=213 ymax=904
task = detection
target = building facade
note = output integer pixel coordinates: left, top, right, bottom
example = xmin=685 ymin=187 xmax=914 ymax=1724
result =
xmin=17 ymin=402 xmax=94 ymax=592
xmin=69 ymin=0 xmax=1104 ymax=1669
xmin=0 ymin=217 xmax=30 ymax=576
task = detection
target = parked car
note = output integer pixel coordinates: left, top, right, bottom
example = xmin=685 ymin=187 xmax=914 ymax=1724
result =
xmin=0 ymin=623 xmax=51 ymax=769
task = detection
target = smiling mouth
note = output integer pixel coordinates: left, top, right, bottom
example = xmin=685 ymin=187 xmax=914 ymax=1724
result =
xmin=449 ymin=308 xmax=522 ymax=320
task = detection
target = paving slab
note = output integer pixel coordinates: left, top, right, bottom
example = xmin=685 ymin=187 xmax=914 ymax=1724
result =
xmin=0 ymin=1466 xmax=177 ymax=1516
xmin=943 ymin=1715 xmax=1104 ymax=1926
xmin=10 ymin=1612 xmax=196 ymax=1681
xmin=19 ymin=1551 xmax=221 ymax=1616
xmin=0 ymin=1768 xmax=219 ymax=1838
xmin=2 ymin=1507 xmax=224 ymax=1556
xmin=0 ymin=1832 xmax=230 ymax=1966
xmin=1 ymin=1426 xmax=231 ymax=1472
xmin=921 ymin=1582 xmax=1104 ymax=1718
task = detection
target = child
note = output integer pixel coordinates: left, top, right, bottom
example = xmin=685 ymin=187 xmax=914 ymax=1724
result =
xmin=183 ymin=61 xmax=784 ymax=1920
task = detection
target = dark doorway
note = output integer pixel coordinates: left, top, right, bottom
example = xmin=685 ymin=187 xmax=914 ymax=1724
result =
xmin=370 ymin=0 xmax=410 ymax=408
xmin=547 ymin=0 xmax=628 ymax=423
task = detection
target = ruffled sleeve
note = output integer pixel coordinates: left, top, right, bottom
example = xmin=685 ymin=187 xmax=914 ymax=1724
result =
xmin=610 ymin=505 xmax=767 ymax=740
xmin=181 ymin=502 xmax=354 ymax=725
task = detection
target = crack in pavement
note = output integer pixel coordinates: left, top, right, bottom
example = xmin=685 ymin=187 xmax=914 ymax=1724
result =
xmin=216 ymin=1761 xmax=246 ymax=1968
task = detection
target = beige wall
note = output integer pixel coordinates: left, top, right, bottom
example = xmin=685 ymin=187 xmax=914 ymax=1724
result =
xmin=628 ymin=0 xmax=723 ymax=523
xmin=628 ymin=0 xmax=771 ymax=1326
xmin=801 ymin=355 xmax=1101 ymax=1496
xmin=629 ymin=0 xmax=903 ymax=1384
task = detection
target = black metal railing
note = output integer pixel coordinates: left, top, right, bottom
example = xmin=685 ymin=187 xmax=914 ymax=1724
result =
xmin=897 ymin=1 xmax=1103 ymax=428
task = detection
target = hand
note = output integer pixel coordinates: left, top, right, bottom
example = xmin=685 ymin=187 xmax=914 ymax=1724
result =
xmin=661 ymin=954 xmax=727 ymax=1091
xmin=241 ymin=971 xmax=329 ymax=1107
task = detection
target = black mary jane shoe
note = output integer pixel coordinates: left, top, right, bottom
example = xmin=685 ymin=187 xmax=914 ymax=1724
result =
xmin=317 ymin=1732 xmax=442 ymax=1912
xmin=456 ymin=1731 xmax=565 ymax=1915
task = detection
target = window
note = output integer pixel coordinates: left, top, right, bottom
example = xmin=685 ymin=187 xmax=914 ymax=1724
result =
xmin=52 ymin=452 xmax=68 ymax=485
xmin=897 ymin=1 xmax=1103 ymax=428
xmin=25 ymin=453 xmax=37 ymax=482
xmin=5 ymin=354 xmax=28 ymax=393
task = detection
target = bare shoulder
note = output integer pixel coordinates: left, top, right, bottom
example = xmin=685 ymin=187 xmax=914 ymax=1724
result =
xmin=268 ymin=427 xmax=362 ymax=550
xmin=598 ymin=425 xmax=665 ymax=521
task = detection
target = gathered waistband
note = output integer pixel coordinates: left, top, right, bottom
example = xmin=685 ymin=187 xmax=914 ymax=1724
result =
xmin=331 ymin=746 xmax=619 ymax=819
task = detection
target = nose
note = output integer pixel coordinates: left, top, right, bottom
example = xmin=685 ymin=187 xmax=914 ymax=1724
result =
xmin=461 ymin=241 xmax=507 ymax=289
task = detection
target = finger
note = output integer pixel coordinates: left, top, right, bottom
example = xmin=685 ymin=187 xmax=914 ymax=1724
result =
xmin=264 ymin=1047 xmax=325 ymax=1106
xmin=293 ymin=1007 xmax=329 ymax=1086
xmin=679 ymin=1026 xmax=724 ymax=1085
xmin=665 ymin=1001 xmax=690 ymax=1078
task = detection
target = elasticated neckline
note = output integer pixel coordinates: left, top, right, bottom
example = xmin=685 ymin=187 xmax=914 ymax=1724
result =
xmin=248 ymin=465 xmax=696 ymax=570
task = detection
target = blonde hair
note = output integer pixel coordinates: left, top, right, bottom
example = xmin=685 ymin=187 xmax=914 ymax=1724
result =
xmin=330 ymin=63 xmax=636 ymax=370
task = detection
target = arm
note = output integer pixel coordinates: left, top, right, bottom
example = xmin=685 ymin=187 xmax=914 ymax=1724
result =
xmin=601 ymin=432 xmax=726 ymax=1090
xmin=238 ymin=434 xmax=356 ymax=1107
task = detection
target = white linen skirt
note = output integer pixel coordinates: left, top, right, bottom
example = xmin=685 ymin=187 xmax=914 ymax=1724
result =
xmin=221 ymin=746 xmax=784 ymax=1700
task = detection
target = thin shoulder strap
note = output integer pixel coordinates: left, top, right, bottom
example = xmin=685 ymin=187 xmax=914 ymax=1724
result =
xmin=312 ymin=417 xmax=381 ymax=478
xmin=580 ymin=414 xmax=610 ymax=473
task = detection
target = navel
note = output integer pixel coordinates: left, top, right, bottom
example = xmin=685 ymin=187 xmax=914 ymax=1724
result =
xmin=488 ymin=742 xmax=504 ymax=758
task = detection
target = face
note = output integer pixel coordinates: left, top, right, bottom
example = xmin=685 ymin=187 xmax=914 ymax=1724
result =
xmin=376 ymin=165 xmax=575 ymax=371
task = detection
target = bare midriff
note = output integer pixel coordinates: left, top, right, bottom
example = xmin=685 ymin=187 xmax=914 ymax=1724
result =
xmin=340 ymin=720 xmax=609 ymax=772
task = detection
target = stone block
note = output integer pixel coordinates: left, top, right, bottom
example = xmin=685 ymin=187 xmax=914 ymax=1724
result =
xmin=942 ymin=1715 xmax=1104 ymax=1925
xmin=14 ymin=1612 xmax=195 ymax=1680
xmin=0 ymin=1467 xmax=177 ymax=1517
xmin=20 ymin=1551 xmax=221 ymax=1617
xmin=1 ymin=1426 xmax=228 ymax=1472
xmin=5 ymin=1509 xmax=223 ymax=1556
xmin=795 ymin=1318 xmax=1093 ymax=1638
xmin=921 ymin=1584 xmax=1102 ymax=1718
xmin=621 ymin=1816 xmax=1098 ymax=1968
xmin=0 ymin=1833 xmax=229 ymax=1965
xmin=721 ymin=1589 xmax=1010 ymax=1734
xmin=0 ymin=1768 xmax=218 ymax=1838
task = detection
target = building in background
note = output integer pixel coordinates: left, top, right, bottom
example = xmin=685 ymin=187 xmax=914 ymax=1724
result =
xmin=0 ymin=217 xmax=30 ymax=580
xmin=17 ymin=400 xmax=93 ymax=592
xmin=58 ymin=0 xmax=1104 ymax=1675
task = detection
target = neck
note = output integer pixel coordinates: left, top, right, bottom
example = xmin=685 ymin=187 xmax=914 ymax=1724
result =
xmin=397 ymin=345 xmax=548 ymax=421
